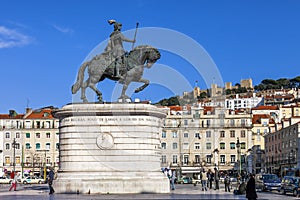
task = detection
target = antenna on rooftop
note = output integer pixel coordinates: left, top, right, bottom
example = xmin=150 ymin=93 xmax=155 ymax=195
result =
xmin=26 ymin=98 xmax=30 ymax=108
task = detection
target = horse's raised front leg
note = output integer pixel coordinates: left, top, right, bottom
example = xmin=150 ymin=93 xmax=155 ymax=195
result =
xmin=134 ymin=78 xmax=149 ymax=93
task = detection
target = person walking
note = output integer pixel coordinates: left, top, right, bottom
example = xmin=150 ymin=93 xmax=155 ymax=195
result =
xmin=214 ymin=168 xmax=219 ymax=190
xmin=48 ymin=168 xmax=55 ymax=195
xmin=224 ymin=174 xmax=231 ymax=192
xmin=245 ymin=174 xmax=257 ymax=200
xmin=200 ymin=169 xmax=208 ymax=191
xmin=207 ymin=169 xmax=213 ymax=189
xmin=8 ymin=173 xmax=18 ymax=191
xmin=170 ymin=170 xmax=176 ymax=190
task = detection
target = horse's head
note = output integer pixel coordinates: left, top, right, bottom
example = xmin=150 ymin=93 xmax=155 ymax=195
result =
xmin=131 ymin=45 xmax=161 ymax=68
xmin=144 ymin=46 xmax=161 ymax=68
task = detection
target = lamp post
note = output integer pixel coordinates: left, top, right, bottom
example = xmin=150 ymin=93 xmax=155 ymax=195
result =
xmin=12 ymin=138 xmax=16 ymax=175
xmin=236 ymin=137 xmax=241 ymax=176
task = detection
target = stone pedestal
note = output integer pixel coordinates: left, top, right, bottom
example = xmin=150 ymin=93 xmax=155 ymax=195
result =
xmin=52 ymin=103 xmax=170 ymax=194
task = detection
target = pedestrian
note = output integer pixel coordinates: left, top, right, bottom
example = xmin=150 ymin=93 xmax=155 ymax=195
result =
xmin=9 ymin=173 xmax=18 ymax=191
xmin=207 ymin=169 xmax=213 ymax=189
xmin=245 ymin=173 xmax=257 ymax=200
xmin=170 ymin=170 xmax=176 ymax=190
xmin=214 ymin=168 xmax=219 ymax=190
xmin=224 ymin=174 xmax=231 ymax=192
xmin=48 ymin=168 xmax=55 ymax=195
xmin=200 ymin=169 xmax=208 ymax=191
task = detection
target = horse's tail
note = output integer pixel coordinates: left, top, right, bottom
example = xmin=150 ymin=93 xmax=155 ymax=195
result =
xmin=71 ymin=62 xmax=89 ymax=94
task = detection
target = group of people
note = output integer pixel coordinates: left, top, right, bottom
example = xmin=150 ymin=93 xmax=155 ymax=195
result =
xmin=163 ymin=168 xmax=176 ymax=190
xmin=199 ymin=168 xmax=220 ymax=191
xmin=164 ymin=166 xmax=258 ymax=200
xmin=7 ymin=168 xmax=55 ymax=195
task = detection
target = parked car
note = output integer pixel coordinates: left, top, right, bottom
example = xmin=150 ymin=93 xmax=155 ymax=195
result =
xmin=176 ymin=176 xmax=193 ymax=184
xmin=21 ymin=176 xmax=45 ymax=184
xmin=280 ymin=176 xmax=300 ymax=197
xmin=255 ymin=174 xmax=281 ymax=192
xmin=192 ymin=178 xmax=201 ymax=185
xmin=0 ymin=176 xmax=13 ymax=184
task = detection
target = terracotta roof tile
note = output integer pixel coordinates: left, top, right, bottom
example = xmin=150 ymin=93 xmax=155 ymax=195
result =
xmin=25 ymin=108 xmax=55 ymax=119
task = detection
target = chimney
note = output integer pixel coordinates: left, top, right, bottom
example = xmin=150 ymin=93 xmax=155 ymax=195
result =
xmin=26 ymin=108 xmax=32 ymax=114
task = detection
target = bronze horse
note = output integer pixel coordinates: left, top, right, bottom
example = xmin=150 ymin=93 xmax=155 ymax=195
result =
xmin=71 ymin=45 xmax=161 ymax=102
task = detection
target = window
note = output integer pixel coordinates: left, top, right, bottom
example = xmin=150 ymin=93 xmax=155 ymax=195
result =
xmin=230 ymin=130 xmax=235 ymax=137
xmin=161 ymin=142 xmax=166 ymax=149
xmin=46 ymin=143 xmax=51 ymax=150
xmin=206 ymin=131 xmax=211 ymax=138
xmin=5 ymin=143 xmax=10 ymax=150
xmin=195 ymin=155 xmax=200 ymax=164
xmin=206 ymin=155 xmax=212 ymax=163
xmin=183 ymin=143 xmax=189 ymax=150
xmin=56 ymin=143 xmax=60 ymax=150
xmin=172 ymin=155 xmax=178 ymax=164
xmin=26 ymin=133 xmax=30 ymax=138
xmin=195 ymin=133 xmax=200 ymax=139
xmin=36 ymin=143 xmax=41 ymax=150
xmin=5 ymin=132 xmax=10 ymax=138
xmin=16 ymin=156 xmax=21 ymax=164
xmin=241 ymin=142 xmax=246 ymax=149
xmin=230 ymin=155 xmax=236 ymax=163
xmin=230 ymin=143 xmax=235 ymax=149
xmin=172 ymin=120 xmax=177 ymax=127
xmin=16 ymin=132 xmax=20 ymax=138
xmin=206 ymin=143 xmax=211 ymax=150
xmin=183 ymin=155 xmax=189 ymax=165
xmin=207 ymin=120 xmax=210 ymax=127
xmin=45 ymin=121 xmax=51 ymax=128
xmin=36 ymin=121 xmax=41 ymax=128
xmin=172 ymin=142 xmax=178 ymax=149
xmin=241 ymin=119 xmax=246 ymax=126
xmin=183 ymin=132 xmax=189 ymax=138
xmin=5 ymin=157 xmax=10 ymax=165
xmin=172 ymin=132 xmax=177 ymax=138
xmin=36 ymin=133 xmax=41 ymax=138
xmin=184 ymin=119 xmax=188 ymax=126
xmin=26 ymin=143 xmax=31 ymax=149
xmin=230 ymin=119 xmax=235 ymax=126
xmin=161 ymin=155 xmax=166 ymax=164
xmin=220 ymin=131 xmax=225 ymax=138
xmin=161 ymin=131 xmax=166 ymax=138
xmin=46 ymin=133 xmax=51 ymax=138
xmin=220 ymin=143 xmax=225 ymax=150
xmin=15 ymin=143 xmax=20 ymax=150
xmin=195 ymin=143 xmax=200 ymax=150
xmin=241 ymin=130 xmax=246 ymax=138
xmin=25 ymin=121 xmax=31 ymax=129
xmin=46 ymin=157 xmax=51 ymax=164
xmin=220 ymin=155 xmax=225 ymax=164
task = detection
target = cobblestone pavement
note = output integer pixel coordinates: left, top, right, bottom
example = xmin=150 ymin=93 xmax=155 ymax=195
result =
xmin=0 ymin=183 xmax=298 ymax=200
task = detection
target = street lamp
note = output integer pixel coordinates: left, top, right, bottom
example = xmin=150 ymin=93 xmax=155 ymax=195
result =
xmin=236 ymin=137 xmax=241 ymax=176
xmin=12 ymin=138 xmax=16 ymax=175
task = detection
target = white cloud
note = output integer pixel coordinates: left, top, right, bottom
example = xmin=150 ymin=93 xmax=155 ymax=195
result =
xmin=0 ymin=26 xmax=31 ymax=48
xmin=52 ymin=24 xmax=74 ymax=34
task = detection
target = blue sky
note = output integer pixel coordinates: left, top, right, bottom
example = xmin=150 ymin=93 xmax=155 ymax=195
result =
xmin=0 ymin=0 xmax=300 ymax=113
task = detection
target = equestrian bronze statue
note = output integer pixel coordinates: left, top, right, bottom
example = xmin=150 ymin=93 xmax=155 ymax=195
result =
xmin=72 ymin=20 xmax=160 ymax=103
